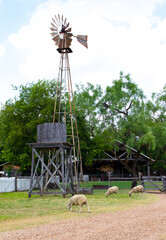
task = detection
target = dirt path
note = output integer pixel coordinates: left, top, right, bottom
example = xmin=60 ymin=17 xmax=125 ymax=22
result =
xmin=1 ymin=194 xmax=166 ymax=240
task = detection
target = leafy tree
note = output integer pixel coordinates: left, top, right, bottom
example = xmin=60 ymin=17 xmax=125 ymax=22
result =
xmin=101 ymin=72 xmax=156 ymax=177
xmin=0 ymin=79 xmax=97 ymax=173
xmin=75 ymin=83 xmax=104 ymax=135
xmin=150 ymin=85 xmax=166 ymax=174
xmin=0 ymin=80 xmax=57 ymax=172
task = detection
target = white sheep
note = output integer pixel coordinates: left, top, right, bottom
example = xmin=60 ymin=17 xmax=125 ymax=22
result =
xmin=129 ymin=185 xmax=144 ymax=197
xmin=67 ymin=194 xmax=91 ymax=213
xmin=105 ymin=186 xmax=119 ymax=197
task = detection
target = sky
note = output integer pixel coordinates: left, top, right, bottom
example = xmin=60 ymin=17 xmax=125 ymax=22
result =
xmin=0 ymin=0 xmax=166 ymax=106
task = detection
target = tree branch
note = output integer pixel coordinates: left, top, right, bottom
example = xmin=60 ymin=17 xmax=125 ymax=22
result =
xmin=126 ymin=101 xmax=133 ymax=112
xmin=114 ymin=108 xmax=127 ymax=116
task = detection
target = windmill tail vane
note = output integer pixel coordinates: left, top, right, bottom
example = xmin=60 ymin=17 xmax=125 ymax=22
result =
xmin=73 ymin=34 xmax=88 ymax=48
xmin=50 ymin=14 xmax=88 ymax=49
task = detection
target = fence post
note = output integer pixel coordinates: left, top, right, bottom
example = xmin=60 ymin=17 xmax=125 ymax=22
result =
xmin=163 ymin=177 xmax=166 ymax=193
xmin=107 ymin=172 xmax=111 ymax=188
xmin=139 ymin=172 xmax=142 ymax=185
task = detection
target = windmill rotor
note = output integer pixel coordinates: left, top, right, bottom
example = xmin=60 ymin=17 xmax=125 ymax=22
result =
xmin=50 ymin=14 xmax=88 ymax=50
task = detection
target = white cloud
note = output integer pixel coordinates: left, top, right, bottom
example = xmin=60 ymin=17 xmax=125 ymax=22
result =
xmin=8 ymin=0 xmax=166 ymax=99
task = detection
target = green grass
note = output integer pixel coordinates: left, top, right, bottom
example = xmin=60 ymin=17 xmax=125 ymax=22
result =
xmin=81 ymin=180 xmax=132 ymax=189
xmin=0 ymin=183 xmax=158 ymax=232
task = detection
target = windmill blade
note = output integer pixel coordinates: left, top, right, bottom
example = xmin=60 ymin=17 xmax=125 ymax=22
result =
xmin=52 ymin=35 xmax=59 ymax=44
xmin=64 ymin=18 xmax=67 ymax=26
xmin=50 ymin=27 xmax=57 ymax=32
xmin=66 ymin=35 xmax=72 ymax=42
xmin=66 ymin=40 xmax=72 ymax=47
xmin=65 ymin=35 xmax=72 ymax=47
xmin=66 ymin=27 xmax=71 ymax=33
xmin=76 ymin=35 xmax=88 ymax=48
xmin=55 ymin=15 xmax=61 ymax=27
xmin=54 ymin=15 xmax=59 ymax=24
xmin=50 ymin=32 xmax=58 ymax=37
xmin=55 ymin=38 xmax=61 ymax=47
xmin=51 ymin=22 xmax=57 ymax=29
xmin=62 ymin=15 xmax=63 ymax=24
xmin=58 ymin=14 xmax=61 ymax=24
xmin=65 ymin=22 xmax=69 ymax=29
xmin=50 ymin=29 xmax=58 ymax=38
xmin=52 ymin=18 xmax=57 ymax=26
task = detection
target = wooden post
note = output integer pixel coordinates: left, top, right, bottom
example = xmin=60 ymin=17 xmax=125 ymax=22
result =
xmin=44 ymin=150 xmax=50 ymax=192
xmin=28 ymin=147 xmax=35 ymax=198
xmin=61 ymin=146 xmax=66 ymax=198
xmin=15 ymin=171 xmax=17 ymax=192
xmin=139 ymin=172 xmax=142 ymax=185
xmin=108 ymin=172 xmax=111 ymax=188
xmin=41 ymin=151 xmax=44 ymax=193
xmin=61 ymin=147 xmax=64 ymax=190
xmin=69 ymin=148 xmax=74 ymax=194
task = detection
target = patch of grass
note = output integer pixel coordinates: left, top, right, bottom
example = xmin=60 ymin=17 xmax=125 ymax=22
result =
xmin=0 ymin=189 xmax=158 ymax=232
xmin=81 ymin=181 xmax=132 ymax=189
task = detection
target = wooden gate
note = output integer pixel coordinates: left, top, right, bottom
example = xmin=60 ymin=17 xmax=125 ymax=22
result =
xmin=142 ymin=176 xmax=166 ymax=192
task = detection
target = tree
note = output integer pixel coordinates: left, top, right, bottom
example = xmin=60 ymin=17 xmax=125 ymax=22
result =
xmin=0 ymin=79 xmax=97 ymax=173
xmin=101 ymin=72 xmax=156 ymax=177
xmin=149 ymin=85 xmax=166 ymax=174
xmin=0 ymin=80 xmax=57 ymax=172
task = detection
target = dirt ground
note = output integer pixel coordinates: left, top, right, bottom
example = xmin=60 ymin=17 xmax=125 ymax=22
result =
xmin=0 ymin=194 xmax=166 ymax=240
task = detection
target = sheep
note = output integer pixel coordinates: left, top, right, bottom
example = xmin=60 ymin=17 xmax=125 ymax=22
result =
xmin=105 ymin=186 xmax=119 ymax=197
xmin=67 ymin=194 xmax=91 ymax=213
xmin=129 ymin=185 xmax=144 ymax=197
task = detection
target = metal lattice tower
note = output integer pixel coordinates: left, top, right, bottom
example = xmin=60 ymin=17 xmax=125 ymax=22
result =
xmin=51 ymin=14 xmax=88 ymax=185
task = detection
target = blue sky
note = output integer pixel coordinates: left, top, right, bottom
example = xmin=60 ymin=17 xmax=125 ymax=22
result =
xmin=0 ymin=0 xmax=45 ymax=41
xmin=0 ymin=0 xmax=166 ymax=106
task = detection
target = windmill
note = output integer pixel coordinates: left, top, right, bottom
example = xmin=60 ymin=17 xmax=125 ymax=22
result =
xmin=50 ymin=14 xmax=88 ymax=188
xmin=28 ymin=15 xmax=87 ymax=198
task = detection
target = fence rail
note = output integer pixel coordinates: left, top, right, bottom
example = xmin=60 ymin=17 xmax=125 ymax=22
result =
xmin=1 ymin=175 xmax=166 ymax=193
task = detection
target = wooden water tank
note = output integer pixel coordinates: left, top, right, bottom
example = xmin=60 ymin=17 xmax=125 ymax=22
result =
xmin=37 ymin=123 xmax=66 ymax=143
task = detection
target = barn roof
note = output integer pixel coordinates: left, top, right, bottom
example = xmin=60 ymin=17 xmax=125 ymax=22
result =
xmin=95 ymin=140 xmax=155 ymax=162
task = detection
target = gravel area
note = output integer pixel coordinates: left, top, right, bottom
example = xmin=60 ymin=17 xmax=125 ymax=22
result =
xmin=0 ymin=194 xmax=166 ymax=240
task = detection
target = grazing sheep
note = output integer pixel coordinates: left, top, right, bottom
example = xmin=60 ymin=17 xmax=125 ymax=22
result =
xmin=105 ymin=186 xmax=119 ymax=197
xmin=129 ymin=185 xmax=144 ymax=197
xmin=67 ymin=194 xmax=91 ymax=213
